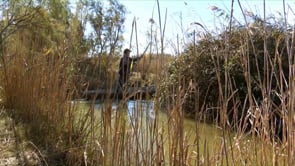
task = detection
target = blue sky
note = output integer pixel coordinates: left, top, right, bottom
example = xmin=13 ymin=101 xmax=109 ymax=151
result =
xmin=120 ymin=0 xmax=295 ymax=55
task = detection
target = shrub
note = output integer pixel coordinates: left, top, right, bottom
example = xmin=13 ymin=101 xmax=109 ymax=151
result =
xmin=158 ymin=17 xmax=291 ymax=130
xmin=73 ymin=55 xmax=120 ymax=94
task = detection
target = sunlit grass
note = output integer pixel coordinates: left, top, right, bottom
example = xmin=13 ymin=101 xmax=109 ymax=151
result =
xmin=0 ymin=0 xmax=294 ymax=165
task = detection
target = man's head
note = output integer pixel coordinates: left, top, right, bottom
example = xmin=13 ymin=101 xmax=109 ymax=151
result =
xmin=123 ymin=48 xmax=131 ymax=57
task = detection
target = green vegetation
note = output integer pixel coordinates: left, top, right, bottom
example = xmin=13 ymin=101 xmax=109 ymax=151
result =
xmin=0 ymin=0 xmax=294 ymax=165
xmin=158 ymin=17 xmax=291 ymax=127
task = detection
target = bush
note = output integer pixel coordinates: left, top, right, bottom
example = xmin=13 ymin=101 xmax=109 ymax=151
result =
xmin=73 ymin=55 xmax=120 ymax=93
xmin=158 ymin=18 xmax=291 ymax=129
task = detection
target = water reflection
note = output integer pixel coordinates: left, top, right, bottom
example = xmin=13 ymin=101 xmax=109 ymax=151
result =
xmin=77 ymin=99 xmax=228 ymax=163
xmin=93 ymin=101 xmax=118 ymax=110
xmin=77 ymin=100 xmax=220 ymax=140
xmin=89 ymin=100 xmax=155 ymax=126
xmin=127 ymin=100 xmax=155 ymax=120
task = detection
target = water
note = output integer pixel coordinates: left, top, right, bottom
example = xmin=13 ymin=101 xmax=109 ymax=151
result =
xmin=78 ymin=99 xmax=223 ymax=135
xmin=127 ymin=100 xmax=155 ymax=120
xmin=75 ymin=100 xmax=283 ymax=165
xmin=78 ymin=99 xmax=225 ymax=148
xmin=76 ymin=100 xmax=227 ymax=165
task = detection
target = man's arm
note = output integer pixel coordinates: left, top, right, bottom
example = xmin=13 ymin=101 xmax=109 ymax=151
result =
xmin=118 ymin=58 xmax=124 ymax=75
xmin=131 ymin=54 xmax=144 ymax=62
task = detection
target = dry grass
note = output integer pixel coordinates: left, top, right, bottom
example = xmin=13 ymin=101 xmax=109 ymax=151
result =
xmin=0 ymin=109 xmax=19 ymax=166
xmin=0 ymin=1 xmax=294 ymax=165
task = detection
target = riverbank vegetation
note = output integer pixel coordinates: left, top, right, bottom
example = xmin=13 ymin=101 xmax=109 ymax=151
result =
xmin=0 ymin=0 xmax=294 ymax=165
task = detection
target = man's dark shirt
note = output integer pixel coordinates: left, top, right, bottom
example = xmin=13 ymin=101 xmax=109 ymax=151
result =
xmin=118 ymin=56 xmax=140 ymax=88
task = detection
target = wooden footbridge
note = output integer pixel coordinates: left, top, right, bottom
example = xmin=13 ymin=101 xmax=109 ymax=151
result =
xmin=82 ymin=86 xmax=156 ymax=100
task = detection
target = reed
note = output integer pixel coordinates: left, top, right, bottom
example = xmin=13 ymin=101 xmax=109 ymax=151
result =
xmin=83 ymin=1 xmax=295 ymax=165
xmin=0 ymin=0 xmax=294 ymax=165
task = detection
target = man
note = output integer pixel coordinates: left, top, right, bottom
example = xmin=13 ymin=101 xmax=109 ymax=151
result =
xmin=118 ymin=48 xmax=142 ymax=91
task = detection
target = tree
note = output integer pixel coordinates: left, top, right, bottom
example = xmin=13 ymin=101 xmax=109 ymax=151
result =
xmin=72 ymin=0 xmax=127 ymax=91
xmin=0 ymin=0 xmax=43 ymax=83
xmin=88 ymin=0 xmax=126 ymax=55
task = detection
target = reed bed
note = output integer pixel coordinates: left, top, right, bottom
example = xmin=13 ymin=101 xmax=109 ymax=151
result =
xmin=0 ymin=0 xmax=294 ymax=165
